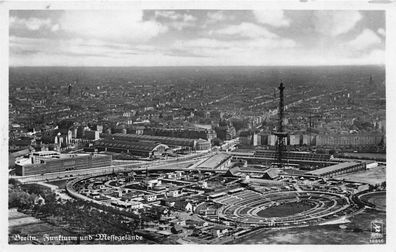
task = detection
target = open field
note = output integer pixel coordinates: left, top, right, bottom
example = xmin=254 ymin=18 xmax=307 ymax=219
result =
xmin=360 ymin=191 xmax=386 ymax=211
xmin=47 ymin=179 xmax=71 ymax=189
xmin=256 ymin=201 xmax=313 ymax=218
xmin=335 ymin=166 xmax=385 ymax=185
xmin=228 ymin=208 xmax=386 ymax=244
xmin=343 ymin=153 xmax=386 ymax=160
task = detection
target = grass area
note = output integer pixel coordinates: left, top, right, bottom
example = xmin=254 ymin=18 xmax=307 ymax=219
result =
xmin=335 ymin=166 xmax=386 ymax=185
xmin=47 ymin=179 xmax=71 ymax=189
xmin=342 ymin=153 xmax=386 ymax=161
xmin=256 ymin=200 xmax=313 ymax=218
xmin=229 ymin=208 xmax=386 ymax=244
xmin=361 ymin=192 xmax=386 ymax=211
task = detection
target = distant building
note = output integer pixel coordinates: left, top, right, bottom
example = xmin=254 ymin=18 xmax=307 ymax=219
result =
xmin=259 ymin=134 xmax=268 ymax=145
xmin=268 ymin=135 xmax=277 ymax=146
xmin=196 ymin=139 xmax=211 ymax=150
xmin=84 ymin=130 xmax=100 ymax=140
xmin=67 ymin=83 xmax=72 ymax=96
xmin=254 ymin=150 xmax=331 ymax=162
xmin=302 ymin=134 xmax=315 ymax=145
xmin=145 ymin=194 xmax=157 ymax=202
xmin=288 ymin=135 xmax=301 ymax=146
xmin=71 ymin=127 xmax=78 ymax=138
xmin=143 ymin=179 xmax=161 ymax=188
xmin=232 ymin=150 xmax=335 ymax=169
xmin=95 ymin=139 xmax=168 ymax=158
xmin=253 ymin=133 xmax=383 ymax=148
xmin=143 ymin=127 xmax=217 ymax=141
xmin=262 ymin=168 xmax=281 ymax=180
xmin=315 ymin=134 xmax=383 ymax=147
xmin=253 ymin=134 xmax=261 ymax=146
xmin=54 ymin=129 xmax=73 ymax=146
xmin=212 ymin=227 xmax=229 ymax=237
xmin=167 ymin=190 xmax=180 ymax=197
xmin=105 ymin=133 xmax=211 ymax=151
xmin=96 ymin=125 xmax=103 ymax=133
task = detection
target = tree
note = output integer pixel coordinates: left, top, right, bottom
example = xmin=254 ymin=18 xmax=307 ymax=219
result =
xmin=211 ymin=138 xmax=222 ymax=146
xmin=8 ymin=189 xmax=35 ymax=209
xmin=230 ymin=119 xmax=249 ymax=132
xmin=57 ymin=119 xmax=75 ymax=130
xmin=22 ymin=184 xmax=48 ymax=195
xmin=329 ymin=149 xmax=336 ymax=155
xmin=9 ymin=178 xmax=20 ymax=186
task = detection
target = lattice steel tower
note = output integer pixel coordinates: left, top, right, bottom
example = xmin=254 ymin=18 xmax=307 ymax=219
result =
xmin=273 ymin=82 xmax=288 ymax=168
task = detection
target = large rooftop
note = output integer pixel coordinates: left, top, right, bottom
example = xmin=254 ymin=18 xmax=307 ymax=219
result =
xmin=308 ymin=162 xmax=361 ymax=175
xmin=197 ymin=154 xmax=231 ymax=169
xmin=95 ymin=139 xmax=168 ymax=153
xmin=109 ymin=133 xmax=202 ymax=147
xmin=16 ymin=153 xmax=109 ymax=166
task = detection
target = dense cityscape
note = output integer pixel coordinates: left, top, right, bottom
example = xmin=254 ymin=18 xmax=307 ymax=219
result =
xmin=9 ymin=65 xmax=385 ymax=152
xmin=8 ymin=65 xmax=386 ymax=244
xmin=7 ymin=7 xmax=388 ymax=246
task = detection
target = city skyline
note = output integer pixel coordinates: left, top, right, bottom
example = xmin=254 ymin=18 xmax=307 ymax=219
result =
xmin=9 ymin=9 xmax=385 ymax=67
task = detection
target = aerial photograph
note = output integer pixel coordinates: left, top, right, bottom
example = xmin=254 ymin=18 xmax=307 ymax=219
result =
xmin=7 ymin=8 xmax=386 ymax=245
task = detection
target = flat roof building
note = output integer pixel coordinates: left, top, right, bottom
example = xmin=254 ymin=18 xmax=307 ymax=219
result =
xmin=15 ymin=153 xmax=112 ymax=176
xmin=308 ymin=162 xmax=366 ymax=177
xmin=254 ymin=150 xmax=331 ymax=162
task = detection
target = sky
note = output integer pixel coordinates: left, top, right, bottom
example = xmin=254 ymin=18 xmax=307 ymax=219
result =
xmin=9 ymin=10 xmax=385 ymax=66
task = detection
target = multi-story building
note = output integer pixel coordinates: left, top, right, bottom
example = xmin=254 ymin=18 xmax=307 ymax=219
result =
xmin=15 ymin=151 xmax=112 ymax=176
xmin=253 ymin=134 xmax=261 ymax=146
xmin=268 ymin=135 xmax=277 ymax=146
xmin=302 ymin=134 xmax=316 ymax=145
xmin=315 ymin=134 xmax=383 ymax=147
xmin=288 ymin=135 xmax=301 ymax=146
xmin=196 ymin=139 xmax=212 ymax=150
xmin=255 ymin=133 xmax=383 ymax=148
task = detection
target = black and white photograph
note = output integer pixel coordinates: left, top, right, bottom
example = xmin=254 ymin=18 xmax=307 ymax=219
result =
xmin=2 ymin=0 xmax=394 ymax=249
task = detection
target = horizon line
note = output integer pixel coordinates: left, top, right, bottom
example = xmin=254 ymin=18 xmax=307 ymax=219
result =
xmin=9 ymin=64 xmax=385 ymax=68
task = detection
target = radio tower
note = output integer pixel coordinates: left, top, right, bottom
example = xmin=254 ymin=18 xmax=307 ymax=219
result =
xmin=273 ymin=82 xmax=288 ymax=168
